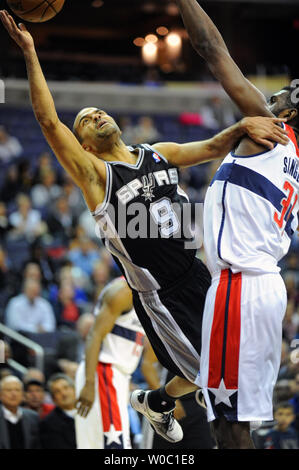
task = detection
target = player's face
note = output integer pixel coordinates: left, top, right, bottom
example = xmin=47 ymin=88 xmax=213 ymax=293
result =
xmin=74 ymin=107 xmax=121 ymax=150
xmin=268 ymin=90 xmax=291 ymax=117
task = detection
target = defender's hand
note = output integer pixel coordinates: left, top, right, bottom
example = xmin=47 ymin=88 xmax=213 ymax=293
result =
xmin=76 ymin=382 xmax=95 ymax=418
xmin=0 ymin=10 xmax=34 ymax=51
xmin=241 ymin=116 xmax=289 ymax=149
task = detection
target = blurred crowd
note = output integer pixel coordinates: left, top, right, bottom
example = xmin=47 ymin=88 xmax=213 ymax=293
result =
xmin=0 ymin=111 xmax=298 ymax=449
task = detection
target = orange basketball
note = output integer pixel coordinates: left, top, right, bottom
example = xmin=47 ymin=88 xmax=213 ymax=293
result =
xmin=6 ymin=0 xmax=65 ymax=23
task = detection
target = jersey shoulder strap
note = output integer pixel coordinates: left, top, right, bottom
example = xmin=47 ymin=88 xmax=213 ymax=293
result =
xmin=284 ymin=124 xmax=299 ymax=158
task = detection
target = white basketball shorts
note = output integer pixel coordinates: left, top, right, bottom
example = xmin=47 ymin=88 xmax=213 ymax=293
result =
xmin=75 ymin=361 xmax=131 ymax=449
xmin=199 ymin=269 xmax=287 ymax=423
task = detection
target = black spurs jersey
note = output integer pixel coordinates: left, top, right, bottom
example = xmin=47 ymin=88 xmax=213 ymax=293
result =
xmin=92 ymin=144 xmax=196 ymax=292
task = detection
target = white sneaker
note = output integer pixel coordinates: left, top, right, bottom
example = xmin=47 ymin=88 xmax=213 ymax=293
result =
xmin=130 ymin=390 xmax=183 ymax=443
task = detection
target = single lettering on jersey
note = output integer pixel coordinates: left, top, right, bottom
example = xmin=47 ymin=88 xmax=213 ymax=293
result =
xmin=116 ymin=168 xmax=179 ymax=205
xmin=0 ymin=80 xmax=4 ymax=103
xmin=0 ymin=340 xmax=4 ymax=364
xmin=283 ymin=156 xmax=299 ymax=182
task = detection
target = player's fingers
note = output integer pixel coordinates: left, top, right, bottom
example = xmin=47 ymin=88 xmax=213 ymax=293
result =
xmin=0 ymin=11 xmax=12 ymax=32
xmin=18 ymin=23 xmax=28 ymax=32
xmin=82 ymin=406 xmax=91 ymax=418
xmin=77 ymin=404 xmax=86 ymax=416
xmin=273 ymin=130 xmax=289 ymax=144
xmin=271 ymin=117 xmax=287 ymax=123
xmin=2 ymin=11 xmax=17 ymax=37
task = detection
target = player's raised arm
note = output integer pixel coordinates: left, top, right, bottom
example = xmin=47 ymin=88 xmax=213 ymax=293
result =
xmin=175 ymin=0 xmax=272 ymax=117
xmin=0 ymin=10 xmax=105 ymax=208
xmin=153 ymin=116 xmax=288 ymax=167
xmin=76 ymin=279 xmax=133 ymax=418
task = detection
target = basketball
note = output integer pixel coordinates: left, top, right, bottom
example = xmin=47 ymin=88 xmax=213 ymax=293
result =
xmin=6 ymin=0 xmax=65 ymax=23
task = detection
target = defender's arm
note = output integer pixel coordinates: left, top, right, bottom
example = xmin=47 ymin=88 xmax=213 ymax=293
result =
xmin=153 ymin=116 xmax=287 ymax=167
xmin=76 ymin=279 xmax=133 ymax=417
xmin=176 ymin=0 xmax=272 ymax=117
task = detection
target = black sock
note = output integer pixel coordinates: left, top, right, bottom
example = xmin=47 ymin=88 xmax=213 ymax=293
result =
xmin=147 ymin=387 xmax=176 ymax=413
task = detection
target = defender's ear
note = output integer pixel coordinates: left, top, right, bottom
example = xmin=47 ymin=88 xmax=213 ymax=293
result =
xmin=279 ymin=108 xmax=298 ymax=122
xmin=82 ymin=144 xmax=92 ymax=152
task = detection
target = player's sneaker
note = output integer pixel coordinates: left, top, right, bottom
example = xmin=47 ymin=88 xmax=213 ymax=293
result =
xmin=130 ymin=390 xmax=183 ymax=443
xmin=195 ymin=389 xmax=207 ymax=410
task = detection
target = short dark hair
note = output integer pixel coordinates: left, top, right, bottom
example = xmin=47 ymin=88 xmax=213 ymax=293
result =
xmin=47 ymin=373 xmax=74 ymax=395
xmin=274 ymin=401 xmax=294 ymax=413
xmin=24 ymin=379 xmax=44 ymax=391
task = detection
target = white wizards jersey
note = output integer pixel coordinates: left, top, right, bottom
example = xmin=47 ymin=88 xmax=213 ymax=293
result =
xmin=95 ymin=281 xmax=145 ymax=375
xmin=204 ymin=123 xmax=299 ymax=276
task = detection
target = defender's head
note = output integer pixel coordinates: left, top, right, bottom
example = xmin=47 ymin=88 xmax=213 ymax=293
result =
xmin=73 ymin=107 xmax=122 ymax=154
xmin=268 ymin=85 xmax=299 ymax=129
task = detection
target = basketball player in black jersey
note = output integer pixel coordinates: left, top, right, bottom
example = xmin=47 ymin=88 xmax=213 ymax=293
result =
xmin=0 ymin=9 xmax=289 ymax=443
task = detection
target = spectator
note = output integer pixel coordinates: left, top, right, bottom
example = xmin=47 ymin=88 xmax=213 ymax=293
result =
xmin=91 ymin=259 xmax=111 ymax=300
xmin=8 ymin=193 xmax=46 ymax=242
xmin=32 ymin=152 xmax=53 ymax=185
xmin=68 ymin=236 xmax=100 ymax=276
xmin=53 ymin=281 xmax=81 ymax=329
xmin=283 ymin=299 xmax=299 ymax=342
xmin=0 ymin=201 xmax=13 ymax=242
xmin=23 ymin=368 xmax=46 ymax=385
xmin=5 ymin=278 xmax=56 ymax=333
xmin=0 ymin=375 xmax=40 ymax=449
xmin=118 ymin=116 xmax=137 ymax=145
xmin=23 ymin=379 xmax=55 ymax=419
xmin=0 ymin=126 xmax=23 ymax=163
xmin=29 ymin=240 xmax=56 ymax=287
xmin=0 ymin=246 xmax=18 ymax=312
xmin=78 ymin=208 xmax=98 ymax=241
xmin=46 ymin=195 xmax=77 ymax=245
xmin=53 ymin=264 xmax=90 ymax=307
xmin=23 ymin=262 xmax=42 ymax=283
xmin=0 ymin=165 xmax=20 ymax=203
xmin=262 ymin=402 xmax=299 ymax=449
xmin=289 ymin=372 xmax=299 ymax=433
xmin=62 ymin=176 xmax=86 ymax=217
xmin=199 ymin=96 xmax=236 ymax=130
xmin=39 ymin=373 xmax=77 ymax=449
xmin=31 ymin=169 xmax=62 ymax=210
xmin=133 ymin=116 xmax=160 ymax=145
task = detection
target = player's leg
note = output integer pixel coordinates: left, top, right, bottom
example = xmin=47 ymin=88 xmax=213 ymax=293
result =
xmin=211 ymin=417 xmax=254 ymax=449
xmin=111 ymin=366 xmax=132 ymax=449
xmin=200 ymin=271 xmax=287 ymax=449
xmin=75 ymin=361 xmax=104 ymax=449
xmin=131 ymin=259 xmax=210 ymax=442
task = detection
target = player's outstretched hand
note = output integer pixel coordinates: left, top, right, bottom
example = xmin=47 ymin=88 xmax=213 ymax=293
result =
xmin=241 ymin=116 xmax=289 ymax=149
xmin=76 ymin=382 xmax=95 ymax=418
xmin=0 ymin=10 xmax=34 ymax=51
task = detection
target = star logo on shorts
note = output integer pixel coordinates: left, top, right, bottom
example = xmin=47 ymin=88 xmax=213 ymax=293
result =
xmin=104 ymin=424 xmax=124 ymax=449
xmin=208 ymin=379 xmax=236 ymax=407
